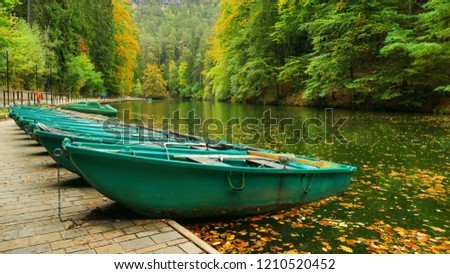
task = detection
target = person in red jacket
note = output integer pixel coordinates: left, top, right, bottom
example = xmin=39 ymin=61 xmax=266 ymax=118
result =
xmin=36 ymin=89 xmax=42 ymax=103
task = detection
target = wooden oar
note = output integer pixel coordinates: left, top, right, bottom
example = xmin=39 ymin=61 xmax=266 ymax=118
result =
xmin=173 ymin=154 xmax=273 ymax=161
xmin=247 ymin=151 xmax=341 ymax=168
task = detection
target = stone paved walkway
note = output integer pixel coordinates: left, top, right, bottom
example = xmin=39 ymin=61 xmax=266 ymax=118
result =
xmin=0 ymin=119 xmax=218 ymax=254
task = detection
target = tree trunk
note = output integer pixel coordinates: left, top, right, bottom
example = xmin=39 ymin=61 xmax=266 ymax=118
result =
xmin=27 ymin=0 xmax=32 ymax=25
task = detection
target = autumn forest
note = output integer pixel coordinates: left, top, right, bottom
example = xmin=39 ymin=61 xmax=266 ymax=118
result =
xmin=0 ymin=0 xmax=449 ymax=111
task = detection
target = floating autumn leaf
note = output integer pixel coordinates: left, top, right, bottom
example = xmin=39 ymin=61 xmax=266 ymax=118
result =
xmin=260 ymin=236 xmax=272 ymax=242
xmin=429 ymin=226 xmax=446 ymax=233
xmin=234 ymin=239 xmax=249 ymax=250
xmin=270 ymin=230 xmax=280 ymax=236
xmin=291 ymin=223 xmax=305 ymax=228
xmin=238 ymin=230 xmax=247 ymax=236
xmin=394 ymin=227 xmax=408 ymax=237
xmin=271 ymin=214 xmax=284 ymax=220
xmin=284 ymin=250 xmax=299 ymax=254
xmin=416 ymin=232 xmax=429 ymax=243
xmin=404 ymin=241 xmax=420 ymax=250
xmin=388 ymin=171 xmax=401 ymax=178
xmin=339 ymin=202 xmax=354 ymax=208
xmin=339 ymin=245 xmax=353 ymax=253
xmin=227 ymin=234 xmax=235 ymax=241
xmin=282 ymin=243 xmax=295 ymax=249
xmin=271 ymin=246 xmax=284 ymax=252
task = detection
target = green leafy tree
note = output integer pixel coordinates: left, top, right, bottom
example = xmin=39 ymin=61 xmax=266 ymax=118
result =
xmin=379 ymin=0 xmax=450 ymax=98
xmin=204 ymin=0 xmax=448 ymax=109
xmin=205 ymin=0 xmax=280 ymax=103
xmin=167 ymin=60 xmax=179 ymax=94
xmin=1 ymin=18 xmax=47 ymax=90
xmin=12 ymin=0 xmax=132 ymax=96
xmin=178 ymin=61 xmax=190 ymax=97
xmin=65 ymin=54 xmax=104 ymax=96
xmin=142 ymin=63 xmax=167 ymax=99
xmin=131 ymin=79 xmax=143 ymax=97
xmin=133 ymin=0 xmax=219 ymax=99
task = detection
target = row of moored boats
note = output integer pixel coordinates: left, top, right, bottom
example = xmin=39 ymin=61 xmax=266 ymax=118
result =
xmin=9 ymin=106 xmax=356 ymax=218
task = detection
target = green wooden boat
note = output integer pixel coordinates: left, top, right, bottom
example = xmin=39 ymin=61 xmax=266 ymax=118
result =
xmin=61 ymin=102 xmax=118 ymax=116
xmin=63 ymin=139 xmax=356 ymax=218
xmin=34 ymin=126 xmax=261 ymax=175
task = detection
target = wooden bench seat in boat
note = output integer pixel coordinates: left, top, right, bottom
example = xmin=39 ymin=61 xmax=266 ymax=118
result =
xmin=185 ymin=156 xmax=230 ymax=166
xmin=246 ymin=159 xmax=292 ymax=169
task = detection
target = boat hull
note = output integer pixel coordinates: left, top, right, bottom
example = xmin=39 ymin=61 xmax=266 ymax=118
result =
xmin=65 ymin=143 xmax=356 ymax=218
xmin=62 ymin=102 xmax=117 ymax=116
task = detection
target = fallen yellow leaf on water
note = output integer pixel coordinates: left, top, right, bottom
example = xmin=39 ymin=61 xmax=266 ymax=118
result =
xmin=238 ymin=230 xmax=247 ymax=236
xmin=394 ymin=227 xmax=408 ymax=236
xmin=338 ymin=236 xmax=346 ymax=242
xmin=339 ymin=202 xmax=354 ymax=208
xmin=284 ymin=250 xmax=299 ymax=254
xmin=389 ymin=171 xmax=401 ymax=177
xmin=429 ymin=226 xmax=446 ymax=233
xmin=261 ymin=236 xmax=271 ymax=242
xmin=340 ymin=245 xmax=353 ymax=253
xmin=416 ymin=232 xmax=429 ymax=243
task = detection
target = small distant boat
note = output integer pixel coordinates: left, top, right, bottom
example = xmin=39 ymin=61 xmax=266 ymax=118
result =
xmin=63 ymin=139 xmax=357 ymax=218
xmin=146 ymin=98 xmax=153 ymax=102
xmin=61 ymin=102 xmax=118 ymax=116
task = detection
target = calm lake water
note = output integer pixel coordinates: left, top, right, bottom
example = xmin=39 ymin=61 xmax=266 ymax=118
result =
xmin=112 ymin=100 xmax=449 ymax=254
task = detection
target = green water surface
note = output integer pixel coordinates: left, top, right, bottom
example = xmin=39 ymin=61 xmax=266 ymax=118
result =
xmin=112 ymin=100 xmax=449 ymax=254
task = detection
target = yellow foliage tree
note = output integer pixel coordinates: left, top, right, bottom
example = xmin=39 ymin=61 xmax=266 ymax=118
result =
xmin=142 ymin=64 xmax=167 ymax=99
xmin=112 ymin=0 xmax=140 ymax=96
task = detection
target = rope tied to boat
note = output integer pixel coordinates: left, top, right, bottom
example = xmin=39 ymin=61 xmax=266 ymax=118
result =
xmin=163 ymin=143 xmax=170 ymax=160
xmin=53 ymin=148 xmax=63 ymax=221
xmin=278 ymin=155 xmax=290 ymax=169
xmin=23 ymin=125 xmax=34 ymax=139
xmin=301 ymin=174 xmax=315 ymax=193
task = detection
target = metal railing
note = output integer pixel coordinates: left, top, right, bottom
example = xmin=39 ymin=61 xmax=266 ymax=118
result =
xmin=1 ymin=90 xmax=101 ymax=109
